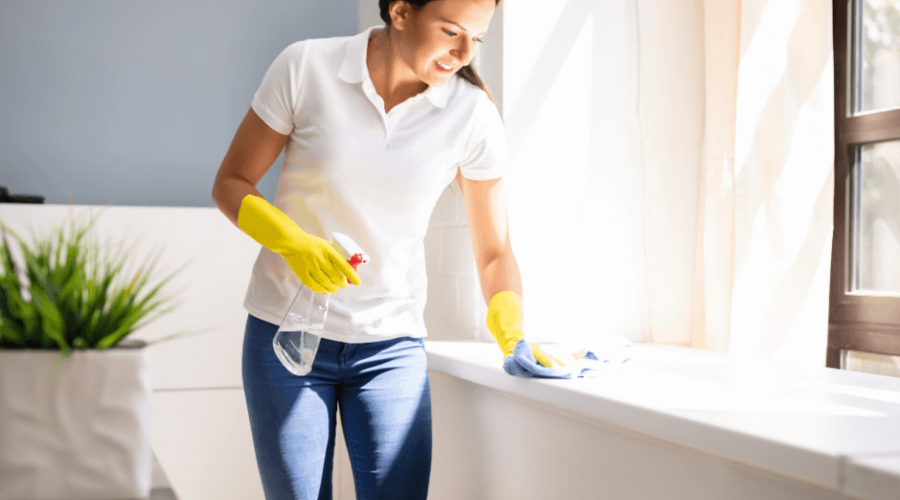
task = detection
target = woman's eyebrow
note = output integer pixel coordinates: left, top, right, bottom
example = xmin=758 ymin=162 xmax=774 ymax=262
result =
xmin=438 ymin=17 xmax=487 ymax=36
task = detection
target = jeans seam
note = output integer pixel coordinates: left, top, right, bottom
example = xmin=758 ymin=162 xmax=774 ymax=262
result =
xmin=338 ymin=342 xmax=345 ymax=384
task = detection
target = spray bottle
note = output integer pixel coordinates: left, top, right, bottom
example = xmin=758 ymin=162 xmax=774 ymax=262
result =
xmin=272 ymin=232 xmax=368 ymax=376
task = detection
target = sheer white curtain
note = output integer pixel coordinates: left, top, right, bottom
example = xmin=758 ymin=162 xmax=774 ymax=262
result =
xmin=693 ymin=0 xmax=835 ymax=367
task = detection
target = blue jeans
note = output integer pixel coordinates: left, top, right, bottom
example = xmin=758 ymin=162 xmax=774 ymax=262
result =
xmin=241 ymin=314 xmax=432 ymax=500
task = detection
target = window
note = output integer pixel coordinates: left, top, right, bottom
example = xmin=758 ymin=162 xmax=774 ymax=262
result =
xmin=828 ymin=0 xmax=900 ymax=372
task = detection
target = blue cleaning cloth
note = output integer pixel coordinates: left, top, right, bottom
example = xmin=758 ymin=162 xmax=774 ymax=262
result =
xmin=502 ymin=338 xmax=632 ymax=379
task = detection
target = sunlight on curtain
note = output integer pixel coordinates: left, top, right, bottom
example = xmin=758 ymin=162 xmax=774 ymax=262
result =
xmin=504 ymin=0 xmax=652 ymax=346
xmin=694 ymin=0 xmax=835 ymax=367
xmin=504 ymin=0 xmax=705 ymax=348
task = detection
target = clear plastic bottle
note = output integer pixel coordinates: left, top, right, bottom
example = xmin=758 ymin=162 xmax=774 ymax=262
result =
xmin=272 ymin=232 xmax=368 ymax=376
xmin=272 ymin=285 xmax=329 ymax=376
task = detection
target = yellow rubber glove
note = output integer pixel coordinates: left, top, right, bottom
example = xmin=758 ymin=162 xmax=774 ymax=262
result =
xmin=485 ymin=291 xmax=564 ymax=368
xmin=237 ymin=194 xmax=360 ymax=294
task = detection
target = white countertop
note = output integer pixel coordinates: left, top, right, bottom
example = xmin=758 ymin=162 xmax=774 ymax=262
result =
xmin=424 ymin=340 xmax=900 ymax=500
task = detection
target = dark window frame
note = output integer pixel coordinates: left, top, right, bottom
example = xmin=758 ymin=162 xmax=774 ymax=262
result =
xmin=827 ymin=0 xmax=900 ymax=368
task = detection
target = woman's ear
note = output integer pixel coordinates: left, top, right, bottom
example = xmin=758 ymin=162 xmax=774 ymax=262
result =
xmin=389 ymin=1 xmax=412 ymax=31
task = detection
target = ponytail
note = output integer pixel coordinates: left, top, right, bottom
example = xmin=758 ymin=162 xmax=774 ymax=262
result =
xmin=457 ymin=64 xmax=496 ymax=106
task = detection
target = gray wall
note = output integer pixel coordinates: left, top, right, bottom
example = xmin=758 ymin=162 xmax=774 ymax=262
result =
xmin=0 ymin=0 xmax=358 ymax=207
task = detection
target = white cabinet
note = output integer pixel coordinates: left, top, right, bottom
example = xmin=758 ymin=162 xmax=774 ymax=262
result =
xmin=426 ymin=341 xmax=900 ymax=500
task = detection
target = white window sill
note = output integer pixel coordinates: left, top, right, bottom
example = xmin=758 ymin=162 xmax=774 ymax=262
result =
xmin=424 ymin=341 xmax=900 ymax=500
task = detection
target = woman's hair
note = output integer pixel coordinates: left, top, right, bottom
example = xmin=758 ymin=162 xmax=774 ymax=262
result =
xmin=378 ymin=0 xmax=500 ymax=105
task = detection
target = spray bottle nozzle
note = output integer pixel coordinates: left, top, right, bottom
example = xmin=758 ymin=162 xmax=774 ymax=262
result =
xmin=331 ymin=232 xmax=369 ymax=278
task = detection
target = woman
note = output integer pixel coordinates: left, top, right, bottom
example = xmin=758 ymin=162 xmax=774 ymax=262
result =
xmin=212 ymin=0 xmax=555 ymax=497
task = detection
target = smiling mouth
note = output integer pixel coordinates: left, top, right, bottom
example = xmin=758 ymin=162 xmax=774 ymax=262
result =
xmin=435 ymin=61 xmax=454 ymax=72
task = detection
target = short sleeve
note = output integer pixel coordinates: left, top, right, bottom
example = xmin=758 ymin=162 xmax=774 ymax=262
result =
xmin=458 ymin=94 xmax=510 ymax=181
xmin=251 ymin=41 xmax=309 ymax=136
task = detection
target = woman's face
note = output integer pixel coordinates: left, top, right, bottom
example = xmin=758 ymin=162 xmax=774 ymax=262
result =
xmin=393 ymin=0 xmax=496 ymax=87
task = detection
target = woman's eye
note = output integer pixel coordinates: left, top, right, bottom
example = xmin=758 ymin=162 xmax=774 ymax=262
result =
xmin=444 ymin=29 xmax=484 ymax=44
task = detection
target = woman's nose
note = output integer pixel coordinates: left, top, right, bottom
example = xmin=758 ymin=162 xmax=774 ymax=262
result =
xmin=451 ymin=39 xmax=475 ymax=65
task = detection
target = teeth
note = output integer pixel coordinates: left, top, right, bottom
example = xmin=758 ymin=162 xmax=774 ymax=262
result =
xmin=437 ymin=61 xmax=452 ymax=70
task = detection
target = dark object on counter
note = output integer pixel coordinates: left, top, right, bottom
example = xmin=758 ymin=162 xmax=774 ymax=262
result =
xmin=0 ymin=185 xmax=44 ymax=204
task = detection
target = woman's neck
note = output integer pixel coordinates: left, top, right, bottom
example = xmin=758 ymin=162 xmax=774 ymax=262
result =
xmin=366 ymin=28 xmax=429 ymax=106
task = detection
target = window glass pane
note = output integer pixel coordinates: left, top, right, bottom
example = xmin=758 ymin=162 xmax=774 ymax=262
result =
xmin=842 ymin=349 xmax=900 ymax=378
xmin=851 ymin=140 xmax=900 ymax=293
xmin=855 ymin=0 xmax=900 ymax=114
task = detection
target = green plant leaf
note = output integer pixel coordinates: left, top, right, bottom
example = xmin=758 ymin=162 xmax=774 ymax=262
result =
xmin=0 ymin=315 xmax=25 ymax=345
xmin=0 ymin=286 xmax=27 ymax=347
xmin=0 ymin=228 xmax=20 ymax=278
xmin=11 ymin=289 xmax=39 ymax=343
xmin=2 ymin=282 xmax=23 ymax=320
xmin=22 ymin=244 xmax=53 ymax=300
xmin=30 ymin=286 xmax=68 ymax=350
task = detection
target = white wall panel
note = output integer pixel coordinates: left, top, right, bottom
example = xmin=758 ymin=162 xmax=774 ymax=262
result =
xmin=151 ymin=389 xmax=263 ymax=500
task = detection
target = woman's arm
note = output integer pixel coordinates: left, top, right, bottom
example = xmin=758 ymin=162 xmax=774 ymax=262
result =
xmin=211 ymin=107 xmax=290 ymax=227
xmin=459 ymin=171 xmax=565 ymax=367
xmin=211 ymin=107 xmax=355 ymax=292
xmin=457 ymin=170 xmax=523 ymax=305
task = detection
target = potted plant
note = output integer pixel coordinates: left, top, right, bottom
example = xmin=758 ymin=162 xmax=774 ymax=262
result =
xmin=0 ymin=205 xmax=191 ymax=500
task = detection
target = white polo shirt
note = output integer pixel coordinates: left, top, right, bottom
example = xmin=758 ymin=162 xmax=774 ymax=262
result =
xmin=242 ymin=25 xmax=509 ymax=343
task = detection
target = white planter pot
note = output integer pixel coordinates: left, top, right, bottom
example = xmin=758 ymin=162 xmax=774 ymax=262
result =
xmin=0 ymin=342 xmax=152 ymax=500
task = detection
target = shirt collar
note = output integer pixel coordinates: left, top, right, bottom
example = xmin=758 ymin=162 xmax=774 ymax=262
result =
xmin=338 ymin=25 xmax=450 ymax=109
